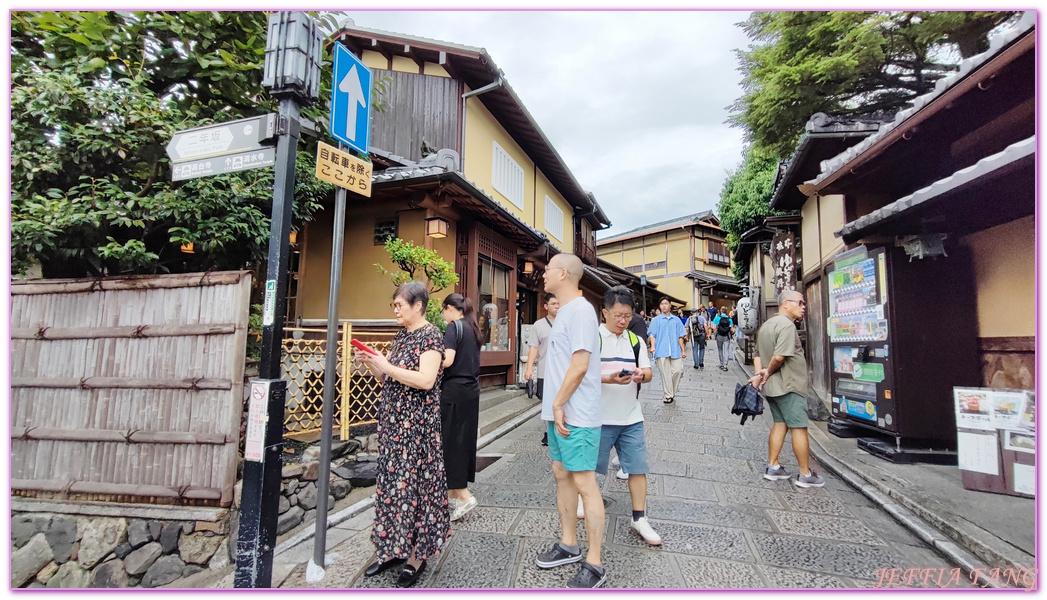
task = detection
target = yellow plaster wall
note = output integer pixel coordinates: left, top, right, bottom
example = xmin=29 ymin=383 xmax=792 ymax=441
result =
xmin=535 ymin=170 xmax=573 ymax=252
xmin=423 ymin=62 xmax=450 ymax=78
xmin=819 ymin=194 xmax=846 ymax=263
xmin=299 ymin=202 xmax=453 ymax=320
xmin=762 ymin=254 xmax=776 ymax=301
xmin=361 ymin=50 xmax=387 ymax=71
xmin=463 ymin=94 xmax=534 ymax=222
xmin=801 ymin=197 xmax=821 ymax=278
xmin=959 ymin=215 xmax=1034 ymax=338
xmin=621 ymin=247 xmax=645 ymax=270
xmin=391 ymin=55 xmax=418 ymax=74
xmin=666 ymin=234 xmax=692 ymax=274
xmin=660 ymin=275 xmax=696 ymax=309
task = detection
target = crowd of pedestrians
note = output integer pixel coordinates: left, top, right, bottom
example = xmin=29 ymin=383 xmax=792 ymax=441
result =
xmin=351 ymin=256 xmax=823 ymax=588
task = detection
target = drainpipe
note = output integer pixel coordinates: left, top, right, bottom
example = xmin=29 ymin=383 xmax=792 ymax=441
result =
xmin=459 ymin=77 xmax=505 ymax=166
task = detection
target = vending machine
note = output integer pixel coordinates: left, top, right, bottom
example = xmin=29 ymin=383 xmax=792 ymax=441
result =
xmin=826 ymin=244 xmax=978 ymax=457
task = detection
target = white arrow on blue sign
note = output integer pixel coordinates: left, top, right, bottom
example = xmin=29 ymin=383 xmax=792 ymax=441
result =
xmin=329 ymin=43 xmax=372 ymax=155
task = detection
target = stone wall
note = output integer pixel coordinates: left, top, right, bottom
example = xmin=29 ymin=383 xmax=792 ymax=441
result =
xmin=12 ymin=435 xmax=379 ymax=588
xmin=11 ymin=514 xmax=230 ymax=588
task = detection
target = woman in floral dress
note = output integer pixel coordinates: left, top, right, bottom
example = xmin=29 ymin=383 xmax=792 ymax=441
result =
xmin=355 ymin=281 xmax=451 ymax=588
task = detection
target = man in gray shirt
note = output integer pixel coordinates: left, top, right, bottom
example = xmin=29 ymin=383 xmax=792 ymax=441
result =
xmin=748 ymin=289 xmax=825 ymax=488
xmin=525 ymin=292 xmax=559 ymax=446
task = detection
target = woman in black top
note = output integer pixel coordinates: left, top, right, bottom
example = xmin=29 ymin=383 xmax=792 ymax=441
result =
xmin=440 ymin=293 xmax=483 ymax=521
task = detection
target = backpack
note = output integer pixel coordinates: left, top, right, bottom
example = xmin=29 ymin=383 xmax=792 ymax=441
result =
xmin=600 ymin=329 xmax=643 ymax=398
xmin=732 ymin=383 xmax=764 ymax=425
xmin=716 ymin=315 xmax=732 ymax=336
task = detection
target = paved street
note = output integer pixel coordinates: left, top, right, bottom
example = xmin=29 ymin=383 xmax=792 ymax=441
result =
xmin=277 ymin=348 xmax=961 ymax=589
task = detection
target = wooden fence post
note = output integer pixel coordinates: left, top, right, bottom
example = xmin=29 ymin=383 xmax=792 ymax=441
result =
xmin=340 ymin=322 xmax=352 ymax=441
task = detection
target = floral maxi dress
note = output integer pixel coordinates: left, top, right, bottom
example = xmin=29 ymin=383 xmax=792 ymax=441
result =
xmin=371 ymin=323 xmax=452 ymax=562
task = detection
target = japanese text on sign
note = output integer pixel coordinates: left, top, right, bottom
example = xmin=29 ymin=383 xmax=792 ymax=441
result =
xmin=315 ymin=141 xmax=372 ymax=196
xmin=244 ymin=380 xmax=271 ymax=462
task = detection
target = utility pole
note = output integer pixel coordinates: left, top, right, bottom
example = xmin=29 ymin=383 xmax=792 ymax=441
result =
xmin=235 ymin=11 xmax=323 ymax=588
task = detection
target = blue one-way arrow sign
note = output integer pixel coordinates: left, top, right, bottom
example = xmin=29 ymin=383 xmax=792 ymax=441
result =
xmin=330 ymin=43 xmax=372 ymax=155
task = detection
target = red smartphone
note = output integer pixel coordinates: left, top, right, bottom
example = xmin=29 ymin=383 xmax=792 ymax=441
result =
xmin=350 ymin=339 xmax=379 ymax=355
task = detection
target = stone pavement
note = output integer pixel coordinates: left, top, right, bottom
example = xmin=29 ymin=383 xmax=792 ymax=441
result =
xmin=273 ymin=347 xmax=969 ymax=589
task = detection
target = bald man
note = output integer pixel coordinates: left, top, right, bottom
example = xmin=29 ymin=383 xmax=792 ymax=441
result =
xmin=749 ymin=290 xmax=825 ymax=488
xmin=533 ymin=253 xmax=607 ymax=588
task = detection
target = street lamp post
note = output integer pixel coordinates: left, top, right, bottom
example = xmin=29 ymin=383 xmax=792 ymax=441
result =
xmin=235 ymin=11 xmax=323 ymax=589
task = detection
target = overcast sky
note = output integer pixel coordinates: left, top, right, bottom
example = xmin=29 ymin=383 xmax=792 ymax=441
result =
xmin=344 ymin=10 xmax=753 ymax=239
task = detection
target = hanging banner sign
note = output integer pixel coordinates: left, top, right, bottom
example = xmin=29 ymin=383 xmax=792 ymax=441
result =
xmin=315 ymin=141 xmax=373 ymax=197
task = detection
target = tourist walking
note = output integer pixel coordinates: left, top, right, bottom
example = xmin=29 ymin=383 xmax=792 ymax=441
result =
xmin=524 ymin=293 xmax=560 ymax=446
xmin=533 ymin=253 xmax=607 ymax=588
xmin=647 ymin=297 xmax=687 ymax=403
xmin=686 ymin=308 xmax=708 ymax=369
xmin=713 ymin=306 xmax=734 ymax=371
xmin=748 ymin=290 xmax=825 ymax=488
xmin=440 ymin=293 xmax=483 ymax=522
xmin=596 ymin=286 xmax=661 ymax=546
xmin=355 ymin=281 xmax=451 ymax=588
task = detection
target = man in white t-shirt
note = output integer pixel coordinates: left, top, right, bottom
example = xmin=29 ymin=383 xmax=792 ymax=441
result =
xmin=596 ymin=286 xmax=661 ymax=546
xmin=533 ymin=253 xmax=606 ymax=589
xmin=524 ymin=292 xmax=560 ymax=446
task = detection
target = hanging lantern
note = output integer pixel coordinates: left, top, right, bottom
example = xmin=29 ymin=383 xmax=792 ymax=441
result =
xmin=425 ymin=217 xmax=449 ymax=238
xmin=523 ymin=260 xmax=534 ymax=274
xmin=289 ymin=229 xmax=298 ymax=245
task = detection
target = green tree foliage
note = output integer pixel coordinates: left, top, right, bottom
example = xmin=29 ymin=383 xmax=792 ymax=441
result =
xmin=731 ymin=11 xmax=1016 ymax=160
xmin=375 ymin=238 xmax=460 ymax=331
xmin=10 ymin=10 xmax=380 ymax=278
xmin=716 ymin=146 xmax=779 ymax=280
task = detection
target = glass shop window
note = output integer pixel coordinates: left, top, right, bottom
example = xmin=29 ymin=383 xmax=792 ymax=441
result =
xmin=477 ymin=255 xmax=511 ymax=351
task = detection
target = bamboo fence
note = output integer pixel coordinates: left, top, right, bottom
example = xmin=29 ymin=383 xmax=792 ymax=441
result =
xmin=10 ymin=271 xmax=251 ymax=507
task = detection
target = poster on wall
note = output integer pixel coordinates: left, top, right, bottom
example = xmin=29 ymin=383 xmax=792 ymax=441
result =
xmin=991 ymin=391 xmax=1025 ymax=429
xmin=833 ymin=347 xmax=855 ymax=374
xmin=957 ymin=430 xmax=999 ymax=475
xmin=1012 ymin=463 xmax=1035 ymax=496
xmin=1003 ymin=430 xmax=1035 ymax=454
xmin=1019 ymin=392 xmax=1035 ymax=431
xmin=954 ymin=388 xmax=994 ymax=430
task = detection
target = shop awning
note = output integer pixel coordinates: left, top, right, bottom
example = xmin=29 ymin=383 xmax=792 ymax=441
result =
xmin=685 ymin=270 xmax=744 ymax=290
xmin=835 ymin=136 xmax=1035 ymax=243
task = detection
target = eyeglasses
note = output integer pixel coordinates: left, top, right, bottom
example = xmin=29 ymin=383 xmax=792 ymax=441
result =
xmin=606 ymin=311 xmax=632 ymax=322
xmin=783 ymin=299 xmax=806 ymax=307
xmin=390 ymin=301 xmax=411 ymax=312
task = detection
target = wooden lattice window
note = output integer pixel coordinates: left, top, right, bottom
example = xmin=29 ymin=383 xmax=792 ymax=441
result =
xmin=708 ymin=240 xmax=730 ymax=266
xmin=374 ymin=218 xmax=398 ymax=246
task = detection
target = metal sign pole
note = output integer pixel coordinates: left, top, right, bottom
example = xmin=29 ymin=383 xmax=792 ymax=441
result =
xmin=309 ymin=177 xmax=348 ymax=579
xmin=234 ymin=97 xmax=301 ymax=590
xmin=235 ymin=10 xmax=322 ymax=589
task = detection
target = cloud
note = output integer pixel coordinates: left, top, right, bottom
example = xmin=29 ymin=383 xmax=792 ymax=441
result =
xmin=346 ymin=10 xmax=752 ymax=236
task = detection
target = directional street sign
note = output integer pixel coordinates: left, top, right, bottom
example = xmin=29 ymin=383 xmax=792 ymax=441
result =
xmin=166 ymin=114 xmax=277 ymax=163
xmin=171 ymin=147 xmax=277 ymax=181
xmin=329 ymin=43 xmax=372 ymax=155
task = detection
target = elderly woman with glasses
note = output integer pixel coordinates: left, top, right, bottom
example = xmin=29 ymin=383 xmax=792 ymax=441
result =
xmin=355 ymin=281 xmax=451 ymax=588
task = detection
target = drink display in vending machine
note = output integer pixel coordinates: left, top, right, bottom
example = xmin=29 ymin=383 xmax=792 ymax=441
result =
xmin=826 ymin=244 xmax=978 ymax=461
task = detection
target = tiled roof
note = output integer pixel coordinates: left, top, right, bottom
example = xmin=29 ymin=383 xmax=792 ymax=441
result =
xmin=685 ymin=270 xmax=743 ymax=288
xmin=809 ymin=11 xmax=1035 ymax=188
xmin=597 ymin=211 xmax=717 ymax=245
xmin=835 ymin=136 xmax=1034 ymax=240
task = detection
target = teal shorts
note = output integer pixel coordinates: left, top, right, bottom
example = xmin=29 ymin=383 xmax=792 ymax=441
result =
xmin=766 ymin=392 xmax=809 ymax=428
xmin=546 ymin=422 xmax=601 ymax=472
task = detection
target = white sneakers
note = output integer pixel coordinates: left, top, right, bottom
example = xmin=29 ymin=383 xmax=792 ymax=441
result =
xmin=615 ymin=469 xmax=629 ymax=480
xmin=610 ymin=455 xmax=621 ymax=469
xmin=631 ymin=516 xmax=662 ymax=546
xmin=450 ymin=496 xmax=477 ymax=521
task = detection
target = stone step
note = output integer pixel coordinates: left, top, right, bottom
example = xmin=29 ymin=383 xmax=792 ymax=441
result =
xmin=479 ymin=387 xmax=525 ymax=413
xmin=477 ymin=392 xmax=538 ymax=437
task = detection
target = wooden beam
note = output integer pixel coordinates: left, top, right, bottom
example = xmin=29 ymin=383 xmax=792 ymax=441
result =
xmin=11 ymin=271 xmax=249 ymax=295
xmin=11 ymin=428 xmax=233 ymax=445
xmin=11 ymin=377 xmax=233 ymax=391
xmin=11 ymin=323 xmax=238 ymax=340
